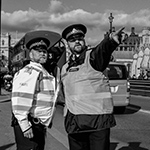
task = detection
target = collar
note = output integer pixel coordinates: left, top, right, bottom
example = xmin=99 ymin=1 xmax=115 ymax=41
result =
xmin=30 ymin=61 xmax=43 ymax=68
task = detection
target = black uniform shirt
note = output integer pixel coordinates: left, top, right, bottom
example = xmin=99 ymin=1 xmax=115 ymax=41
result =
xmin=67 ymin=36 xmax=119 ymax=71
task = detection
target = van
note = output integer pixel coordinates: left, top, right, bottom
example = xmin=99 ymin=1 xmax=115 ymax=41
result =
xmin=106 ymin=62 xmax=130 ymax=113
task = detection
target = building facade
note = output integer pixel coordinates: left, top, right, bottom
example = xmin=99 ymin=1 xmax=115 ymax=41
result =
xmin=130 ymin=27 xmax=150 ymax=79
xmin=0 ymin=33 xmax=10 ymax=73
xmin=112 ymin=27 xmax=140 ymax=64
xmin=0 ymin=33 xmax=18 ymax=74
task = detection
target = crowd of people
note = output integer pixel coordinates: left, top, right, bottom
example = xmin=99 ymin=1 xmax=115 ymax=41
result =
xmin=11 ymin=23 xmax=126 ymax=150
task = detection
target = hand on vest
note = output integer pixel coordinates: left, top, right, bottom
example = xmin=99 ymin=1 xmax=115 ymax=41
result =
xmin=23 ymin=127 xmax=34 ymax=139
xmin=110 ymin=27 xmax=127 ymax=44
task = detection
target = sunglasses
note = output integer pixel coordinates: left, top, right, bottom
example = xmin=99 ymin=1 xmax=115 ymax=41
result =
xmin=68 ymin=36 xmax=84 ymax=42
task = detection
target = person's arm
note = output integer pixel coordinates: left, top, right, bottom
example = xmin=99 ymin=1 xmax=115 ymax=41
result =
xmin=90 ymin=27 xmax=125 ymax=71
xmin=90 ymin=36 xmax=118 ymax=72
xmin=11 ymin=67 xmax=40 ymax=138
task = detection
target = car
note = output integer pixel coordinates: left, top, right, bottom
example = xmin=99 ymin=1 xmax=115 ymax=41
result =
xmin=105 ymin=61 xmax=130 ymax=113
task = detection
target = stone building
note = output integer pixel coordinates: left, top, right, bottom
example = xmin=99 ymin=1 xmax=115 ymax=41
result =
xmin=0 ymin=33 xmax=18 ymax=74
xmin=0 ymin=33 xmax=11 ymax=73
xmin=112 ymin=27 xmax=140 ymax=64
xmin=130 ymin=27 xmax=150 ymax=79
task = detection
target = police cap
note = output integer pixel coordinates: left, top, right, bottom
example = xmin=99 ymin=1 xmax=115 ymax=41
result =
xmin=26 ymin=37 xmax=50 ymax=50
xmin=62 ymin=24 xmax=87 ymax=41
xmin=25 ymin=30 xmax=61 ymax=50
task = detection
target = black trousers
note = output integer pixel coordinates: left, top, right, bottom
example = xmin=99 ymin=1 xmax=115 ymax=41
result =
xmin=13 ymin=123 xmax=46 ymax=150
xmin=68 ymin=128 xmax=110 ymax=150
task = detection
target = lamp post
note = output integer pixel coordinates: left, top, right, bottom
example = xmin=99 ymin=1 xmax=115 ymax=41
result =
xmin=0 ymin=0 xmax=1 ymax=95
xmin=108 ymin=13 xmax=114 ymax=33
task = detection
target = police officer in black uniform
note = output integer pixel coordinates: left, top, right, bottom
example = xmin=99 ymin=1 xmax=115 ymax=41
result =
xmin=61 ymin=24 xmax=125 ymax=150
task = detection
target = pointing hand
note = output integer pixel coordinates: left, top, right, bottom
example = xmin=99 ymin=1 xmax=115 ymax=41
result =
xmin=110 ymin=27 xmax=127 ymax=44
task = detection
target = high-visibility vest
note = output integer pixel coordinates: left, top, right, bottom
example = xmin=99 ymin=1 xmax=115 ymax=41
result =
xmin=11 ymin=61 xmax=57 ymax=132
xmin=61 ymin=50 xmax=113 ymax=115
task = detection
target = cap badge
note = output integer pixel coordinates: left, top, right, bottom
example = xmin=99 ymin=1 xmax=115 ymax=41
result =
xmin=72 ymin=28 xmax=78 ymax=34
xmin=29 ymin=40 xmax=47 ymax=49
xmin=66 ymin=28 xmax=84 ymax=39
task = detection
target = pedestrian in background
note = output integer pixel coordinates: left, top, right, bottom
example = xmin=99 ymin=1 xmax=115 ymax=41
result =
xmin=11 ymin=31 xmax=61 ymax=150
xmin=61 ymin=23 xmax=125 ymax=150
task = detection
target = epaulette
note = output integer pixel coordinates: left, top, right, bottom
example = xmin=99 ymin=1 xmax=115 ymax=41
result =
xmin=24 ymin=66 xmax=33 ymax=74
xmin=24 ymin=66 xmax=41 ymax=74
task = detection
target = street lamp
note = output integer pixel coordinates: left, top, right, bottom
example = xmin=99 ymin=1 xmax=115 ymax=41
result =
xmin=108 ymin=13 xmax=114 ymax=33
xmin=0 ymin=0 xmax=1 ymax=95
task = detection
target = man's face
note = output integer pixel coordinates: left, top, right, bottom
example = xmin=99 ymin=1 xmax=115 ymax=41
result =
xmin=30 ymin=47 xmax=48 ymax=64
xmin=67 ymin=34 xmax=86 ymax=55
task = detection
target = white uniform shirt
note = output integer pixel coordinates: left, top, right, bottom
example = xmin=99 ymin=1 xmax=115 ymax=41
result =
xmin=11 ymin=61 xmax=57 ymax=132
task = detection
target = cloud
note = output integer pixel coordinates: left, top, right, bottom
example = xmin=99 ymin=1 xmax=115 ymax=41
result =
xmin=48 ymin=0 xmax=66 ymax=14
xmin=1 ymin=0 xmax=150 ymax=45
xmin=109 ymin=9 xmax=150 ymax=32
xmin=2 ymin=9 xmax=41 ymax=32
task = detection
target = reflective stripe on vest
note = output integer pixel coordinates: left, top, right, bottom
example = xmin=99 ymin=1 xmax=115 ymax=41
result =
xmin=11 ymin=62 xmax=56 ymax=129
xmin=61 ymin=50 xmax=113 ymax=115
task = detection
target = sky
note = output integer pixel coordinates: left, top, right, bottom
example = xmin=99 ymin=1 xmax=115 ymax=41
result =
xmin=1 ymin=0 xmax=150 ymax=46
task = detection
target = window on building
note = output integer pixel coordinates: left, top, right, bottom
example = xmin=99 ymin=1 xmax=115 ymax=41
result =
xmin=2 ymin=55 xmax=4 ymax=59
xmin=120 ymin=47 xmax=123 ymax=51
xmin=132 ymin=47 xmax=135 ymax=51
xmin=2 ymin=40 xmax=5 ymax=45
xmin=24 ymin=51 xmax=26 ymax=58
xmin=145 ymin=37 xmax=149 ymax=44
xmin=17 ymin=55 xmax=19 ymax=60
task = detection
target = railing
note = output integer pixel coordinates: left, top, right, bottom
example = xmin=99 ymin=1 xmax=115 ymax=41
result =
xmin=129 ymin=79 xmax=150 ymax=97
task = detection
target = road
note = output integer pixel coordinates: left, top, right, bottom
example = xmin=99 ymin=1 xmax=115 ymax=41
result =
xmin=47 ymin=101 xmax=150 ymax=150
xmin=112 ymin=105 xmax=150 ymax=149
xmin=0 ymin=90 xmax=150 ymax=150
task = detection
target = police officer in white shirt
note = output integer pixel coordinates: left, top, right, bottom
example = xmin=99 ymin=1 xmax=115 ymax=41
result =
xmin=11 ymin=30 xmax=61 ymax=150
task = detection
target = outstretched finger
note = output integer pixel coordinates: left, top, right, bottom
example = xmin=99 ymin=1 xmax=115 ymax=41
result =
xmin=116 ymin=27 xmax=125 ymax=34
